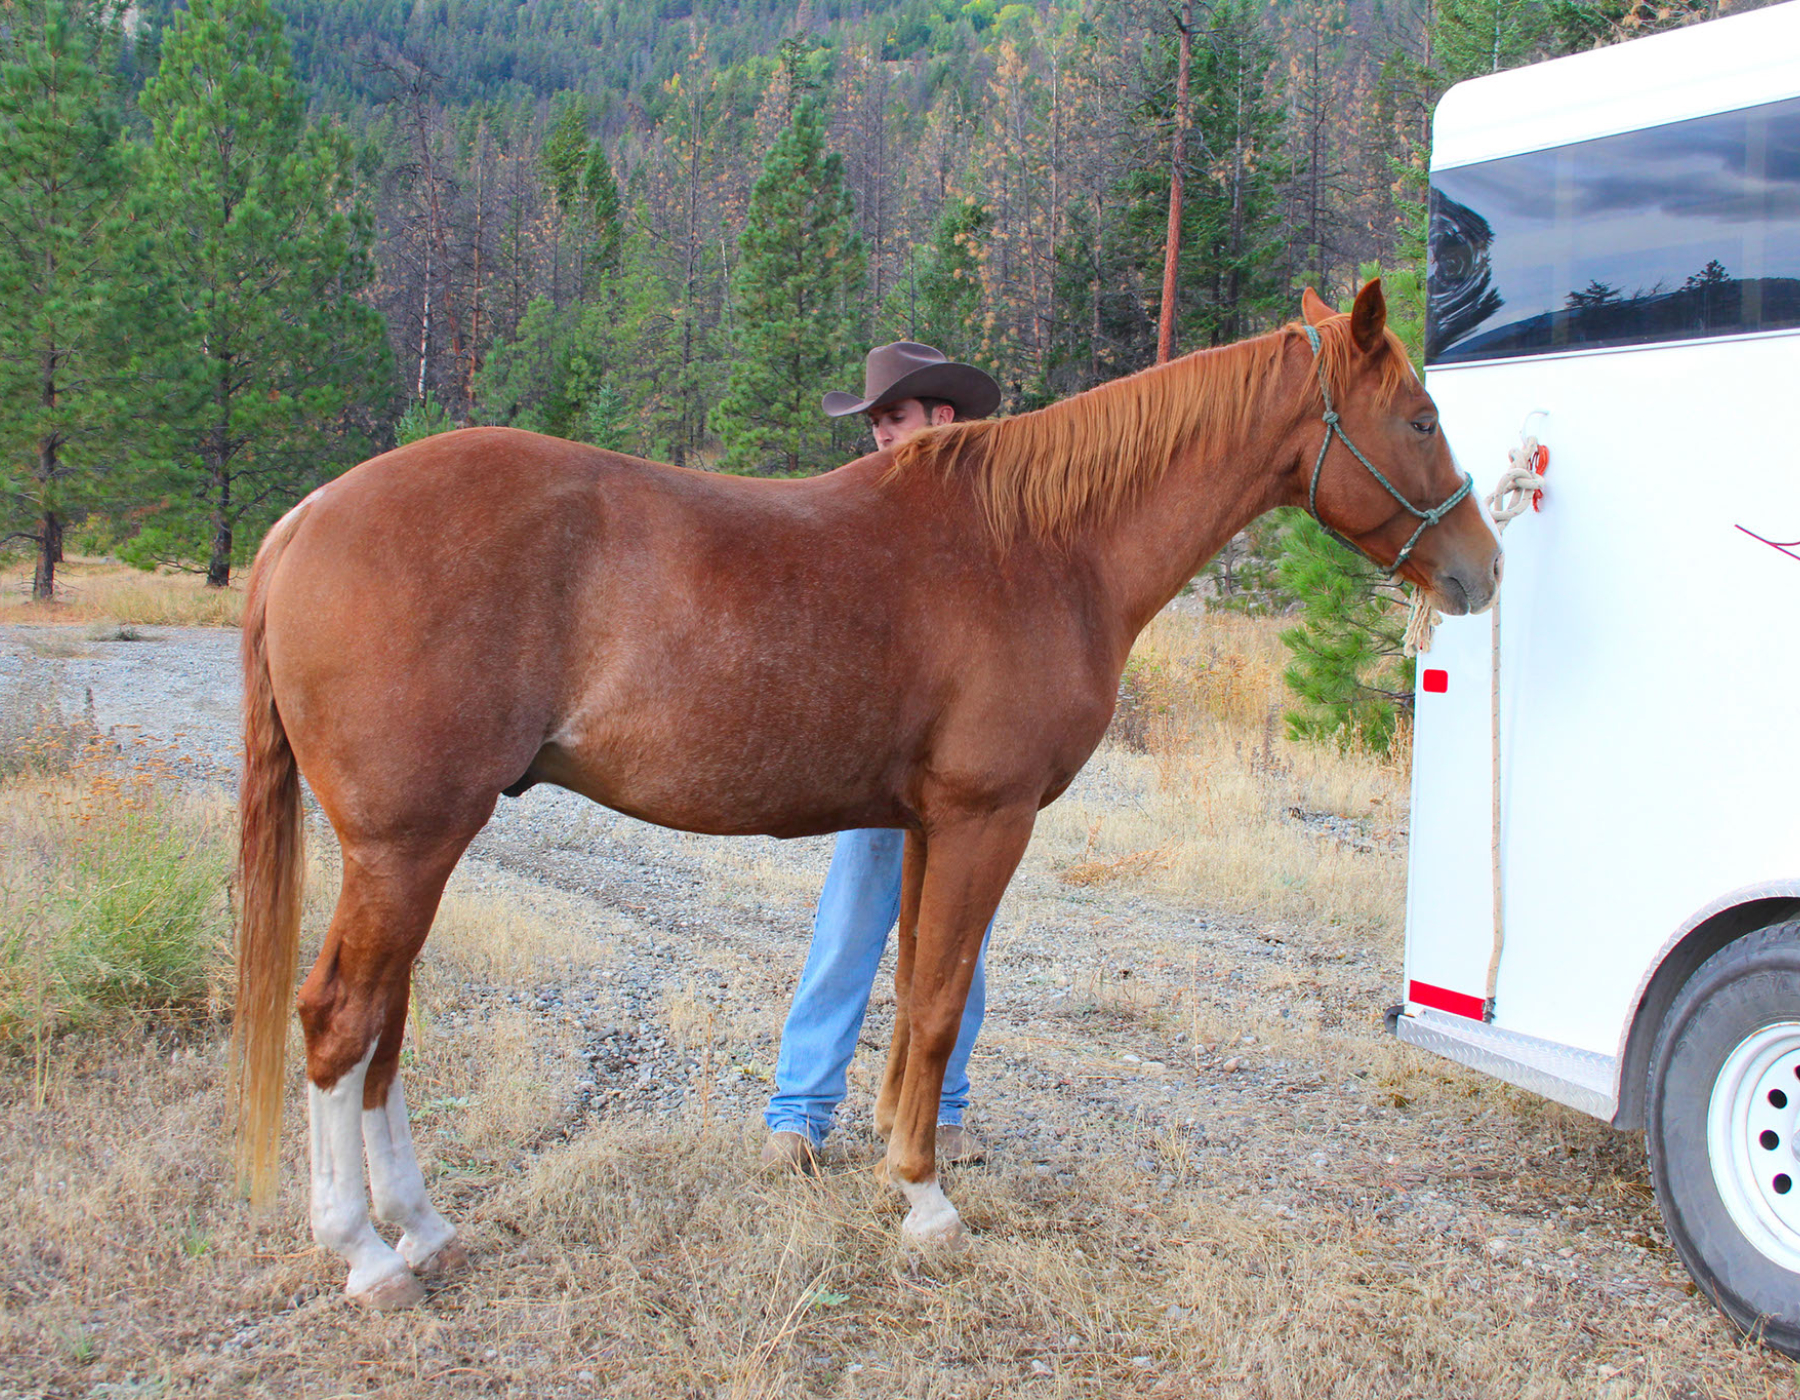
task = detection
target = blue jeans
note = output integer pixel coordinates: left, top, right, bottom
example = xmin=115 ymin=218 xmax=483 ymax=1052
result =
xmin=764 ymin=828 xmax=991 ymax=1145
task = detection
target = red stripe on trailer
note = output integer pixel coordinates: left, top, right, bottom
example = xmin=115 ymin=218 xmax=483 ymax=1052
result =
xmin=1422 ymin=669 xmax=1448 ymax=693
xmin=1408 ymin=980 xmax=1486 ymax=1020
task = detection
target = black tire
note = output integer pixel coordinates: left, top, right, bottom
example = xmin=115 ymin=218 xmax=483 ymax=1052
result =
xmin=1648 ymin=921 xmax=1800 ymax=1358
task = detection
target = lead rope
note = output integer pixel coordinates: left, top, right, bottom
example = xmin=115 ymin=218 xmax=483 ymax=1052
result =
xmin=1403 ymin=417 xmax=1548 ymax=1020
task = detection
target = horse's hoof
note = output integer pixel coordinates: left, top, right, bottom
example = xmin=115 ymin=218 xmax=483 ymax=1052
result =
xmin=415 ymin=1240 xmax=469 ymax=1276
xmin=901 ymin=1212 xmax=969 ymax=1252
xmin=898 ymin=1178 xmax=967 ymax=1249
xmin=353 ymin=1270 xmax=427 ymax=1310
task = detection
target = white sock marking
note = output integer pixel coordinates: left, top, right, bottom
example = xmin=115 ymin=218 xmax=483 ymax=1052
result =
xmin=363 ymin=1073 xmax=456 ymax=1268
xmin=897 ymin=1175 xmax=963 ymax=1243
xmin=308 ymin=1044 xmax=412 ymax=1297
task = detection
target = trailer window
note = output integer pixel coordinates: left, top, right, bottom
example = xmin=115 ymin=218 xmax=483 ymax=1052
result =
xmin=1427 ymin=95 xmax=1800 ymax=364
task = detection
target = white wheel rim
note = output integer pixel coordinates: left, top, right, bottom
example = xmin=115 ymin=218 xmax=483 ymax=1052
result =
xmin=1707 ymin=1021 xmax=1800 ymax=1273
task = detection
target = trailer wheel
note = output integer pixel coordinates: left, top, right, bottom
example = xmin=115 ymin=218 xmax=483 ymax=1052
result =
xmin=1648 ymin=922 xmax=1800 ymax=1357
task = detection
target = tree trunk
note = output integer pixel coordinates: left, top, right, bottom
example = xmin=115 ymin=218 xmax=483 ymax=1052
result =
xmin=1157 ymin=0 xmax=1194 ymax=365
xmin=206 ymin=383 xmax=232 ymax=588
xmin=1091 ymin=192 xmax=1104 ymax=381
xmin=206 ymin=464 xmax=233 ymax=589
xmin=418 ymin=239 xmax=433 ymax=402
xmin=32 ymin=509 xmax=62 ymax=602
xmin=34 ymin=329 xmax=61 ymax=600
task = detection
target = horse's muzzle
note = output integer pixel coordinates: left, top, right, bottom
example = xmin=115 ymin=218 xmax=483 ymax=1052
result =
xmin=1433 ymin=547 xmax=1503 ymax=616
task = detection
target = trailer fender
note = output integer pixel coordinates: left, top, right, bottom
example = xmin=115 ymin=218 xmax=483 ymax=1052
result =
xmin=1612 ymin=888 xmax=1800 ymax=1131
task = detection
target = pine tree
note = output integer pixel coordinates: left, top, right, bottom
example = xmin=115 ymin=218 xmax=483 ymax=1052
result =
xmin=908 ymin=196 xmax=993 ymax=371
xmin=1276 ymin=514 xmax=1415 ymax=751
xmin=0 ymin=0 xmax=141 ymax=601
xmin=583 ymin=141 xmax=623 ymax=291
xmin=1124 ymin=0 xmax=1290 ymax=355
xmin=473 ymin=294 xmax=571 ymax=436
xmin=710 ymin=96 xmax=866 ymax=476
xmin=1188 ymin=0 xmax=1290 ymax=344
xmin=1435 ymin=0 xmax=1551 ymax=82
xmin=133 ymin=0 xmax=389 ymax=587
xmin=541 ymin=100 xmax=587 ymax=304
xmin=541 ymin=103 xmax=588 ymax=213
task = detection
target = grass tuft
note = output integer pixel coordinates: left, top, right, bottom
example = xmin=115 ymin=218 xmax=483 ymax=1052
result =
xmin=0 ymin=754 xmax=233 ymax=1066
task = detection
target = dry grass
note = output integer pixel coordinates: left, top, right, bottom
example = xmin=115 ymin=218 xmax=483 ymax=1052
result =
xmin=0 ymin=556 xmax=245 ymax=628
xmin=3 ymin=607 xmax=1797 ymax=1396
xmin=1037 ymin=610 xmax=1409 ymax=947
xmin=1 ymin=1044 xmax=1790 ymax=1398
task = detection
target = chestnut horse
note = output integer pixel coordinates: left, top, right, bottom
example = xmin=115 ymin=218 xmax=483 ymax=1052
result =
xmin=234 ymin=283 xmax=1499 ymax=1306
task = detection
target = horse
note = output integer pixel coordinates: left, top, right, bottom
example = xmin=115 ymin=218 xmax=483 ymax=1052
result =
xmin=233 ymin=282 xmax=1500 ymax=1307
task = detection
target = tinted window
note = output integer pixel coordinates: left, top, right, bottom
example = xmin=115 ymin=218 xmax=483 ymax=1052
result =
xmin=1427 ymin=96 xmax=1800 ymax=363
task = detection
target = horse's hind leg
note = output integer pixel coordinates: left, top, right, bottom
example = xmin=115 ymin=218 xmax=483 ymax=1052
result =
xmin=874 ymin=831 xmax=927 ymax=1143
xmin=362 ymin=997 xmax=461 ymax=1275
xmin=298 ymin=834 xmax=471 ymax=1306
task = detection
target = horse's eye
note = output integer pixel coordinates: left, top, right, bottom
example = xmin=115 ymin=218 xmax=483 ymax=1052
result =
xmin=1411 ymin=419 xmax=1437 ymax=436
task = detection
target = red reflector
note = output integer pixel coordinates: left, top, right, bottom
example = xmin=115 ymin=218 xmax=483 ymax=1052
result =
xmin=1409 ymin=980 xmax=1486 ymax=1020
xmin=1422 ymin=669 xmax=1448 ymax=693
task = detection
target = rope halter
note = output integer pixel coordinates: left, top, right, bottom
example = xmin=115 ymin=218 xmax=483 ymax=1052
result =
xmin=1300 ymin=320 xmax=1474 ymax=579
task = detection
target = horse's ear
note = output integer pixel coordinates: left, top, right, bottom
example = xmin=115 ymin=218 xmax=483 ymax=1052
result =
xmin=1350 ymin=279 xmax=1388 ymax=355
xmin=1300 ymin=287 xmax=1334 ymax=326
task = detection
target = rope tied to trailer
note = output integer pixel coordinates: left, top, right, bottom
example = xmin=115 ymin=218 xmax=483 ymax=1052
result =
xmin=1401 ymin=428 xmax=1548 ymax=656
xmin=1401 ymin=411 xmax=1549 ymax=1021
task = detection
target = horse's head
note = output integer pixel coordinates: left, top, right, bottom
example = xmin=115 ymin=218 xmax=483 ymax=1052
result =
xmin=1295 ymin=281 xmax=1500 ymax=616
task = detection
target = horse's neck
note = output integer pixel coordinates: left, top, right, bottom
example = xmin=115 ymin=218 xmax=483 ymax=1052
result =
xmin=1091 ymin=397 xmax=1298 ymax=640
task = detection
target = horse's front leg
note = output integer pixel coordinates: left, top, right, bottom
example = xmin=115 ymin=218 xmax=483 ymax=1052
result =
xmin=883 ymin=809 xmax=1034 ymax=1247
xmin=874 ymin=830 xmax=928 ymax=1143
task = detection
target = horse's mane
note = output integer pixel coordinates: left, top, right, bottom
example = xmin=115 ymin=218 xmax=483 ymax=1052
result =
xmin=887 ymin=314 xmax=1418 ymax=545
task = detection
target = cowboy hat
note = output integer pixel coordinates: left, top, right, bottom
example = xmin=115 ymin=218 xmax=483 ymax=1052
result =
xmin=822 ymin=342 xmax=1001 ymax=420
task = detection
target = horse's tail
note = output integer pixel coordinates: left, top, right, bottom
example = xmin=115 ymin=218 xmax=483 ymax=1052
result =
xmin=232 ymin=503 xmax=310 ymax=1207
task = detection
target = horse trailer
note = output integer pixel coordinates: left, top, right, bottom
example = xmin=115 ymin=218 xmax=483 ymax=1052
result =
xmin=1397 ymin=1 xmax=1800 ymax=1353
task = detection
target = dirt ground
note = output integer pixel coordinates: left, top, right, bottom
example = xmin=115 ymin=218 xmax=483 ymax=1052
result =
xmin=2 ymin=621 xmax=1796 ymax=1398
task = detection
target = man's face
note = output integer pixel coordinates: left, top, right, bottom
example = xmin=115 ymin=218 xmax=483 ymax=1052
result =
xmin=867 ymin=397 xmax=955 ymax=451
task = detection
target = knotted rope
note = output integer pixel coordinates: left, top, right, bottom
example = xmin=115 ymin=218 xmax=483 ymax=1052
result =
xmin=1401 ymin=431 xmax=1547 ymax=656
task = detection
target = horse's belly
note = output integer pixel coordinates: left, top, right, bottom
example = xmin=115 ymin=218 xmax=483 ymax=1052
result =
xmin=528 ymin=729 xmax=905 ymax=840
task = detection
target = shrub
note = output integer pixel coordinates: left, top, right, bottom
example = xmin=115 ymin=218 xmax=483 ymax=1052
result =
xmin=0 ymin=758 xmax=231 ymax=1055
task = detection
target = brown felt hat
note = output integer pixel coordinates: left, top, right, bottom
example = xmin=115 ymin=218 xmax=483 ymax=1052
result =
xmin=822 ymin=342 xmax=1001 ymax=421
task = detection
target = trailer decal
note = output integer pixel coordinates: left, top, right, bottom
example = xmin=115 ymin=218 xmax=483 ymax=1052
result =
xmin=1407 ymin=979 xmax=1487 ymax=1021
xmin=1735 ymin=525 xmax=1800 ymax=565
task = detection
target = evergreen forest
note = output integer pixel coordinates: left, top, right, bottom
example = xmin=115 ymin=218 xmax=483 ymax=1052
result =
xmin=0 ymin=0 xmax=1765 ymax=739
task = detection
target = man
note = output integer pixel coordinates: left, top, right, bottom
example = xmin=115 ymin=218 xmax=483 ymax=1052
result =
xmin=761 ymin=342 xmax=1004 ymax=1173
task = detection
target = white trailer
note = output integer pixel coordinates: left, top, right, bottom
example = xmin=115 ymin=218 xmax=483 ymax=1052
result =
xmin=1398 ymin=1 xmax=1800 ymax=1352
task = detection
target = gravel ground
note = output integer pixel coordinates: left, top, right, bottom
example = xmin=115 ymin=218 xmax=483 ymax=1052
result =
xmin=0 ymin=622 xmax=1762 ymax=1368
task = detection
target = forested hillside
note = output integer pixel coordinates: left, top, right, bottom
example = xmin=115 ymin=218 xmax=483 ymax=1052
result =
xmin=0 ymin=0 xmax=1761 ymax=607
